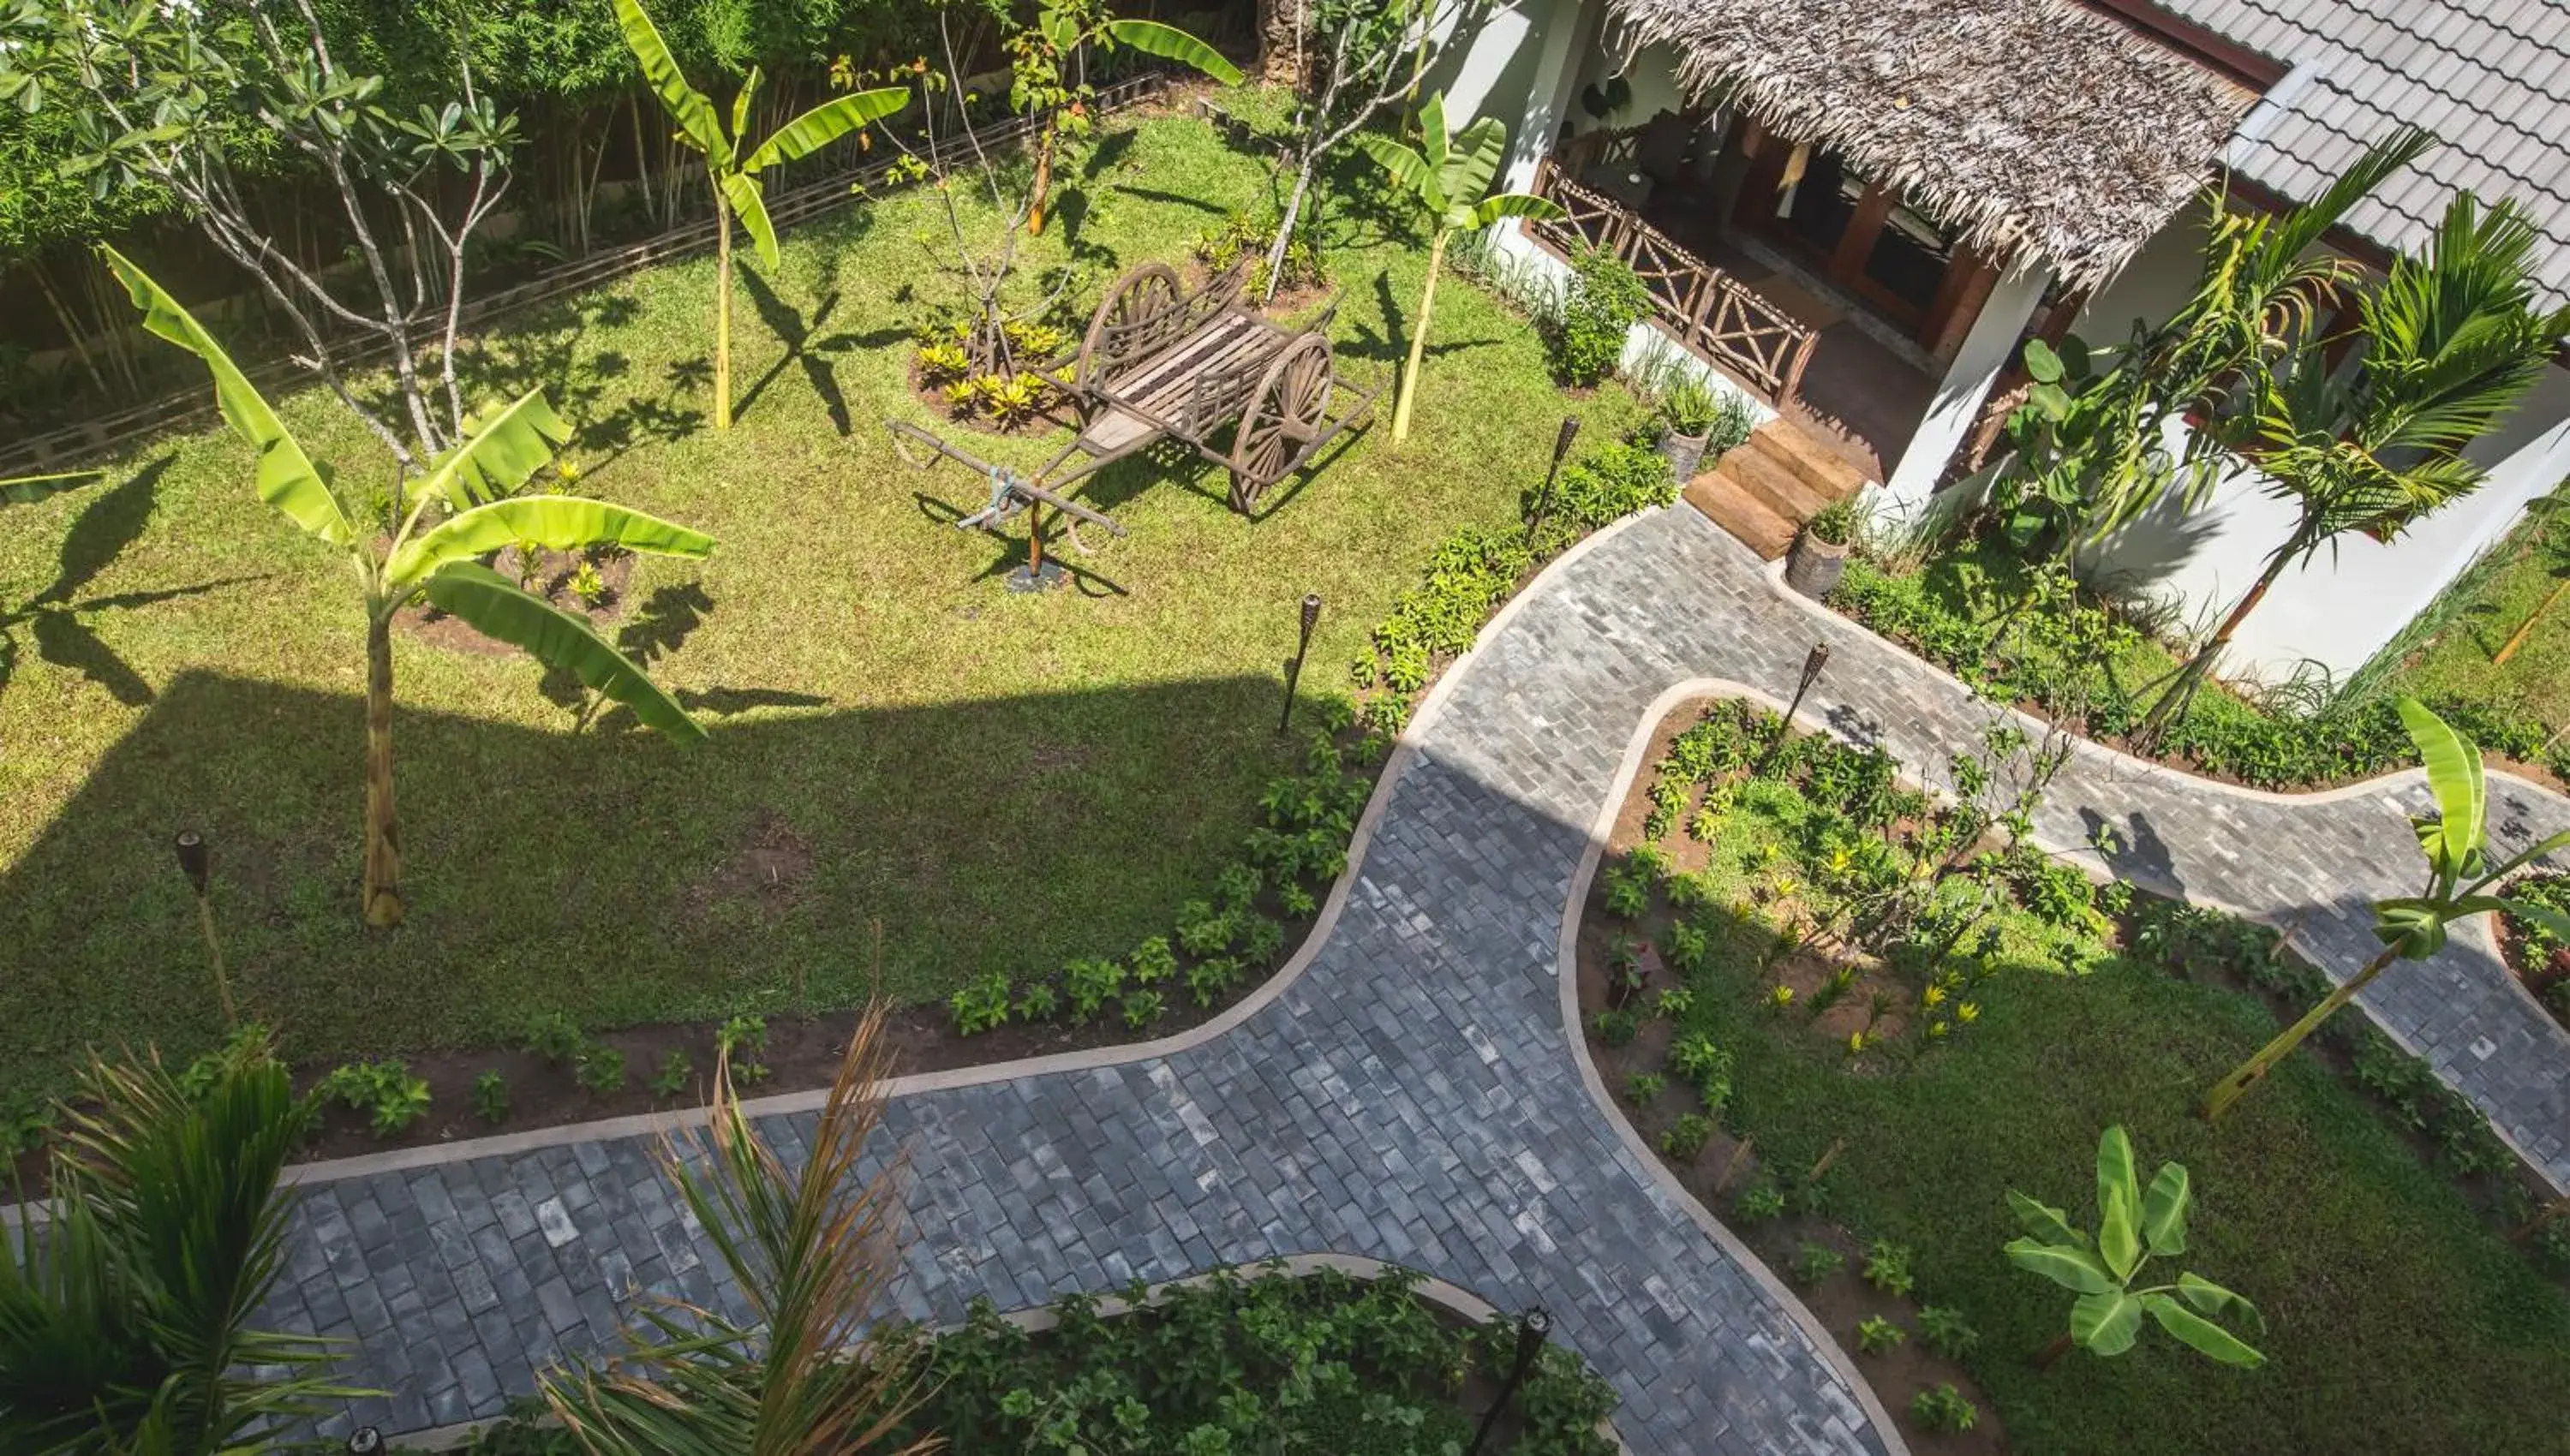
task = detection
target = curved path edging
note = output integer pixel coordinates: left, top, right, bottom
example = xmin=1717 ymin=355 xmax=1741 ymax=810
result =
xmin=1560 ymin=675 xmax=1913 ymax=1454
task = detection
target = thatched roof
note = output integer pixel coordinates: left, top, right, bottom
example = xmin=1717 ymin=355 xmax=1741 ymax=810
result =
xmin=1605 ymin=0 xmax=2256 ymax=291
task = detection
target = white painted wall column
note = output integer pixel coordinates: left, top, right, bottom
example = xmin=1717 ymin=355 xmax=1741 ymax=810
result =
xmin=1877 ymin=260 xmax=2052 ymax=516
xmin=1497 ymin=0 xmax=1594 ymax=194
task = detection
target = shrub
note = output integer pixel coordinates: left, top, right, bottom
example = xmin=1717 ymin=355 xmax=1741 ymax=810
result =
xmin=470 ymin=1069 xmax=509 ymax=1125
xmin=1668 ymin=1032 xmax=1734 ymax=1111
xmin=1791 ymin=1242 xmax=1845 ymax=1286
xmin=1863 ymin=1239 xmax=1916 ymax=1299
xmin=316 ymin=1059 xmax=431 ymax=1137
xmin=1551 ymin=246 xmax=1650 ymax=386
xmin=950 ymin=973 xmax=1012 ymax=1035
xmin=1733 ymin=1180 xmax=1787 ymax=1222
xmin=1593 ymin=1008 xmax=1640 ymax=1047
xmin=1066 ymin=957 xmax=1127 ymax=1022
xmin=1129 ymin=935 xmax=1179 ymax=985
xmin=1623 ymin=1071 xmax=1665 ymax=1106
xmin=1912 ymin=1384 xmax=1978 ymax=1435
xmin=575 ymin=1045 xmax=625 ymax=1097
xmin=1186 ymin=956 xmax=1243 ymax=1007
xmin=1120 ymin=990 xmax=1165 ymax=1030
xmin=647 ymin=1050 xmax=692 ymax=1100
xmin=523 ymin=1011 xmax=587 ymax=1067
xmin=1659 ymin=1113 xmax=1712 ymax=1158
xmin=1916 ymin=1305 xmax=1979 ymax=1360
xmin=1014 ymin=980 xmax=1061 ymax=1023
xmin=1530 ymin=440 xmax=1676 ymax=540
xmin=1855 ymin=1315 xmax=1906 ymax=1355
xmin=1802 ymin=498 xmax=1856 ymax=547
xmin=717 ymin=1015 xmax=770 ymax=1083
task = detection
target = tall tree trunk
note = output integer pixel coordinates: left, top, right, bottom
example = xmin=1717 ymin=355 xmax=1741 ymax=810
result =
xmin=714 ymin=197 xmax=733 ymax=431
xmin=1392 ymin=228 xmax=1446 ymax=443
xmin=2495 ymin=577 xmax=2570 ymax=666
xmin=2142 ymin=535 xmax=2299 ymax=737
xmin=2202 ymin=940 xmax=2401 ymax=1121
xmin=1263 ymin=156 xmax=1319 ymax=303
xmin=1026 ymin=128 xmax=1056 ymax=237
xmin=1258 ymin=0 xmax=1305 ymax=87
xmin=362 ymin=612 xmax=404 ymax=928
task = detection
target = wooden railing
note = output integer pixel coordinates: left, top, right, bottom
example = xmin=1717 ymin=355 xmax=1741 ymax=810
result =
xmin=1528 ymin=158 xmax=1819 ymax=406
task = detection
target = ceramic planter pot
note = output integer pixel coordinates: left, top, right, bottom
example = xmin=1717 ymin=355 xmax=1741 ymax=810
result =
xmin=1659 ymin=427 xmax=1712 ymax=484
xmin=1785 ymin=532 xmax=1848 ymax=599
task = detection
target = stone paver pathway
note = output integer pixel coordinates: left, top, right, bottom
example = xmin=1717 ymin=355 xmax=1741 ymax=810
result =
xmin=262 ymin=504 xmax=2570 ymax=1446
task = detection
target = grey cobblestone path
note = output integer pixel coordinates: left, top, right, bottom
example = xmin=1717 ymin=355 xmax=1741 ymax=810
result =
xmin=263 ymin=504 xmax=2570 ymax=1445
xmin=265 ymin=507 xmax=1894 ymax=1453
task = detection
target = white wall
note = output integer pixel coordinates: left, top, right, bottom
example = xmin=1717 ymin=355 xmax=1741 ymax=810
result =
xmin=2090 ymin=365 xmax=2570 ymax=683
xmin=1429 ymin=0 xmax=1563 ymax=129
xmin=2071 ymin=208 xmax=2208 ymax=349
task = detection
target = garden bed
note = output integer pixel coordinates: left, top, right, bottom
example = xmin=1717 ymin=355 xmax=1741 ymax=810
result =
xmin=1826 ymin=534 xmax=2570 ymax=795
xmin=1575 ymin=694 xmax=2570 ymax=1453
xmin=459 ymin=1262 xmax=1621 ymax=1455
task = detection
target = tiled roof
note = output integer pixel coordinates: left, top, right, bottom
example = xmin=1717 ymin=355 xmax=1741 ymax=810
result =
xmin=2148 ymin=0 xmax=2570 ymax=305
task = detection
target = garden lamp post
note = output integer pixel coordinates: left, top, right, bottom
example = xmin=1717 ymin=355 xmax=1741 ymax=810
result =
xmin=1760 ymin=643 xmax=1830 ymax=773
xmin=1467 ymin=1305 xmax=1553 ymax=1455
xmin=345 ymin=1429 xmax=384 ymax=1456
xmin=174 ymin=830 xmax=238 ymax=1027
xmin=1280 ymin=593 xmax=1324 ymax=733
xmin=1523 ymin=415 xmax=1582 ymax=546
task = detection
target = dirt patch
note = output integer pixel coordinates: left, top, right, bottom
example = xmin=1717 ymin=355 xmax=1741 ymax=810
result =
xmin=396 ymin=543 xmax=636 ymax=658
xmin=682 ymin=810 xmax=815 ymax=922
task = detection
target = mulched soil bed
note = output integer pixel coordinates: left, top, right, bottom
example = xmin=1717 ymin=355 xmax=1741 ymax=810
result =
xmin=396 ymin=543 xmax=636 ymax=656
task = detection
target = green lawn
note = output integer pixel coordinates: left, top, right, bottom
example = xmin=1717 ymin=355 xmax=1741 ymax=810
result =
xmin=0 ymin=96 xmax=1633 ymax=1112
xmin=2389 ymin=494 xmax=2570 ymax=731
xmin=1618 ymin=713 xmax=2570 ymax=1454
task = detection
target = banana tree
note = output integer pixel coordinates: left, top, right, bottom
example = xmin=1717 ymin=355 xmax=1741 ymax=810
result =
xmin=2005 ymin=1126 xmax=2266 ymax=1369
xmin=104 ymin=246 xmax=716 ymax=929
xmin=1354 ymin=94 xmax=1563 ymax=443
xmin=1007 ymin=0 xmax=1241 ymax=236
xmin=613 ymin=0 xmax=910 ymax=430
xmin=2204 ymin=697 xmax=2570 ymax=1119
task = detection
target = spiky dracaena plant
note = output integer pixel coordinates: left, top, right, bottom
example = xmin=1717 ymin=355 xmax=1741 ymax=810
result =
xmin=0 ymin=1035 xmax=363 ymax=1453
xmin=543 ymin=1004 xmax=934 ymax=1454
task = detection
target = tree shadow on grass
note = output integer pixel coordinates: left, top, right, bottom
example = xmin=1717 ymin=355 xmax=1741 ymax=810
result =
xmin=1 ymin=456 xmax=267 ymax=707
xmin=0 ymin=666 xmax=1302 ymax=1086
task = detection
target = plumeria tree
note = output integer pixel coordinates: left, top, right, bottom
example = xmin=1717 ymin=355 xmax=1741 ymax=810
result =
xmin=0 ymin=0 xmax=519 ymax=480
xmin=1354 ymin=92 xmax=1560 ymax=443
xmin=106 ymin=246 xmax=717 ymax=928
xmin=613 ymin=0 xmax=911 ymax=430
xmin=2005 ymin=1126 xmax=2266 ymax=1369
xmin=2204 ymin=697 xmax=2570 ymax=1119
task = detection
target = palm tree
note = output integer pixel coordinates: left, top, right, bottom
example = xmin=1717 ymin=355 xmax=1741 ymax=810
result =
xmin=103 ymin=247 xmax=717 ymax=928
xmin=612 ymin=0 xmax=910 ymax=431
xmin=1354 ymin=93 xmax=1563 ymax=443
xmin=0 ymin=1034 xmax=362 ymax=1454
xmin=2204 ymin=697 xmax=2570 ymax=1119
xmin=2141 ymin=186 xmax=2569 ymax=729
xmin=542 ymin=1002 xmax=932 ymax=1453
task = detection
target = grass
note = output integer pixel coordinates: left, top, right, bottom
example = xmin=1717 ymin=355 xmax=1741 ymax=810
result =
xmin=1634 ymin=753 xmax=2570 ymax=1454
xmin=0 ymin=91 xmax=1638 ymax=1112
xmin=2390 ymin=495 xmax=2570 ymax=732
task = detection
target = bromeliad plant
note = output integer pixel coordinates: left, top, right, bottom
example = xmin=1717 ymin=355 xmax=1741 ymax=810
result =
xmin=1354 ymin=92 xmax=1563 ymax=443
xmin=104 ymin=247 xmax=716 ymax=928
xmin=2204 ymin=696 xmax=2570 ymax=1119
xmin=612 ymin=0 xmax=910 ymax=430
xmin=2005 ymin=1125 xmax=2266 ymax=1369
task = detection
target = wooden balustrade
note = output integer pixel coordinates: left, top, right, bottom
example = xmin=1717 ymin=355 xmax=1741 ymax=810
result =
xmin=1527 ymin=159 xmax=1818 ymax=406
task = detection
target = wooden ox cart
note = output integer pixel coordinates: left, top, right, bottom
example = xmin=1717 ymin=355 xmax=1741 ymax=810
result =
xmin=888 ymin=260 xmax=1383 ymax=589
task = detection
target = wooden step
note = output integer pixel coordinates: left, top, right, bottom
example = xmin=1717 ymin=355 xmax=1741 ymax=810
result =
xmin=1747 ymin=418 xmax=1869 ymax=501
xmin=1719 ymin=440 xmax=1833 ymax=523
xmin=1684 ymin=470 xmax=1798 ymax=560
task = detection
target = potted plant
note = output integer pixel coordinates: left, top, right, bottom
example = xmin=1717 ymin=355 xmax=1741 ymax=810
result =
xmin=1655 ymin=376 xmax=1721 ymax=483
xmin=1786 ymin=498 xmax=1856 ymax=599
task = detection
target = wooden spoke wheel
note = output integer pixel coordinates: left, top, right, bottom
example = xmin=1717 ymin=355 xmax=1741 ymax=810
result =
xmin=1228 ymin=333 xmax=1333 ymax=514
xmin=1077 ymin=263 xmax=1183 ymax=389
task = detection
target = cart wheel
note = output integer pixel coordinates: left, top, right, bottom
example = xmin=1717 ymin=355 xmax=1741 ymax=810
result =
xmin=1229 ymin=333 xmax=1333 ymax=514
xmin=1078 ymin=263 xmax=1183 ymax=390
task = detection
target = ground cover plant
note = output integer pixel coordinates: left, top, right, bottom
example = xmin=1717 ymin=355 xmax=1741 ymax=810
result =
xmin=0 ymin=93 xmax=1647 ymax=1122
xmin=1581 ymin=696 xmax=2570 ymax=1453
xmin=2392 ymin=484 xmax=2570 ymax=736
